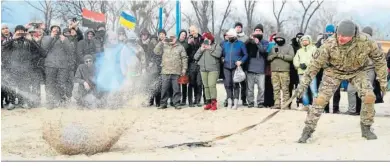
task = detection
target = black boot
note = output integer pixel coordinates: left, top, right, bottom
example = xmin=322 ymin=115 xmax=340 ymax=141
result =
xmin=242 ymin=98 xmax=248 ymax=106
xmin=224 ymin=98 xmax=228 ymax=107
xmin=361 ymin=122 xmax=377 ymax=140
xmin=298 ymin=126 xmax=315 ymax=143
xmin=248 ymin=102 xmax=254 ymax=108
xmin=158 ymin=105 xmax=168 ymax=109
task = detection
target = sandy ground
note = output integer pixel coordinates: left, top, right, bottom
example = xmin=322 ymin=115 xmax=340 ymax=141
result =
xmin=2 ymin=84 xmax=390 ymax=161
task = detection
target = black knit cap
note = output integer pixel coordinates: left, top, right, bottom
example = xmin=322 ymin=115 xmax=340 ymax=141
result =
xmin=254 ymin=24 xmax=264 ymax=32
xmin=234 ymin=22 xmax=243 ymax=28
xmin=14 ymin=25 xmax=26 ymax=32
xmin=179 ymin=29 xmax=187 ymax=38
xmin=158 ymin=29 xmax=167 ymax=36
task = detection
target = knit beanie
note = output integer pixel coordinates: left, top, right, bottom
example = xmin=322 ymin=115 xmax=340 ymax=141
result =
xmin=226 ymin=28 xmax=237 ymax=37
xmin=14 ymin=25 xmax=26 ymax=32
xmin=336 ymin=20 xmax=356 ymax=37
xmin=83 ymin=54 xmax=93 ymax=61
xmin=254 ymin=24 xmax=264 ymax=32
xmin=202 ymin=32 xmax=214 ymax=42
xmin=325 ymin=24 xmax=335 ymax=33
xmin=362 ymin=26 xmax=373 ymax=36
xmin=234 ymin=22 xmax=243 ymax=29
xmin=158 ymin=29 xmax=167 ymax=36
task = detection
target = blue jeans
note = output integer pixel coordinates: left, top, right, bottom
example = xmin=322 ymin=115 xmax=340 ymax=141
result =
xmin=299 ymin=75 xmax=318 ymax=106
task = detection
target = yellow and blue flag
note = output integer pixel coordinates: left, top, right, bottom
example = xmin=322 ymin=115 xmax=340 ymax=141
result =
xmin=119 ymin=11 xmax=136 ymax=29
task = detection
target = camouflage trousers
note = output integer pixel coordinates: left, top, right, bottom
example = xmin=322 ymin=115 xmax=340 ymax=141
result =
xmin=305 ymin=71 xmax=376 ymax=130
xmin=271 ymin=72 xmax=290 ymax=107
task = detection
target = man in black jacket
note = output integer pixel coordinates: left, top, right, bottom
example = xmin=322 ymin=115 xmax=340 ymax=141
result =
xmin=41 ymin=25 xmax=72 ymax=109
xmin=245 ymin=24 xmax=269 ymax=108
xmin=1 ymin=25 xmax=45 ymax=109
xmin=187 ymin=26 xmax=203 ymax=107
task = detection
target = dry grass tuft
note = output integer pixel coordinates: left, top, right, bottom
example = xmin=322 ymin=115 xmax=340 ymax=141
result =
xmin=42 ymin=110 xmax=130 ymax=155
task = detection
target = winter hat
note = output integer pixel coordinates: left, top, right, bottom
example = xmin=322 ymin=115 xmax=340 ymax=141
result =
xmin=50 ymin=25 xmax=61 ymax=34
xmin=202 ymin=32 xmax=214 ymax=42
xmin=179 ymin=29 xmax=187 ymax=38
xmin=140 ymin=28 xmax=150 ymax=36
xmin=336 ymin=20 xmax=356 ymax=37
xmin=62 ymin=28 xmax=70 ymax=36
xmin=234 ymin=22 xmax=243 ymax=28
xmin=226 ymin=28 xmax=237 ymax=37
xmin=362 ymin=26 xmax=373 ymax=36
xmin=158 ymin=29 xmax=167 ymax=36
xmin=14 ymin=25 xmax=26 ymax=32
xmin=296 ymin=32 xmax=304 ymax=39
xmin=325 ymin=24 xmax=335 ymax=33
xmin=83 ymin=54 xmax=93 ymax=61
xmin=254 ymin=24 xmax=264 ymax=32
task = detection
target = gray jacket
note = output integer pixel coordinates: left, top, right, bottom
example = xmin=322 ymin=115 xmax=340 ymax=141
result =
xmin=41 ymin=35 xmax=72 ymax=69
xmin=194 ymin=43 xmax=222 ymax=72
xmin=267 ymin=44 xmax=294 ymax=72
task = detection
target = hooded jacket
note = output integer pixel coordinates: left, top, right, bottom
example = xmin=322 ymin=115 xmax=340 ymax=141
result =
xmin=293 ymin=35 xmax=317 ymax=74
xmin=221 ymin=39 xmax=249 ymax=70
xmin=194 ymin=43 xmax=222 ymax=72
xmin=267 ymin=34 xmax=294 ymax=72
xmin=77 ymin=29 xmax=97 ymax=65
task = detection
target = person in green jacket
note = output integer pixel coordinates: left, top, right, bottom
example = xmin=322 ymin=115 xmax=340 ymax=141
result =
xmin=293 ymin=35 xmax=318 ymax=111
xmin=194 ymin=32 xmax=222 ymax=111
xmin=267 ymin=33 xmax=294 ymax=109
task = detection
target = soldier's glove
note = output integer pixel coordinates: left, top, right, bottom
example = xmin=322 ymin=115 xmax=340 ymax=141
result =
xmin=300 ymin=63 xmax=307 ymax=70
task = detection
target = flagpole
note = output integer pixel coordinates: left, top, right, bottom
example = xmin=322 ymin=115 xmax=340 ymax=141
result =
xmin=176 ymin=0 xmax=181 ymax=36
xmin=159 ymin=2 xmax=163 ymax=31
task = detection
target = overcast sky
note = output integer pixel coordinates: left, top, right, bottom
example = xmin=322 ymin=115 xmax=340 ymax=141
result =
xmin=2 ymin=0 xmax=390 ymax=38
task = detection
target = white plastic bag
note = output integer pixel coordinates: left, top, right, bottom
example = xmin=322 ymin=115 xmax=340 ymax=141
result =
xmin=233 ymin=66 xmax=246 ymax=83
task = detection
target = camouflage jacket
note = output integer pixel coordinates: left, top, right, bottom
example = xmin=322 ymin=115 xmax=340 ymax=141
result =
xmin=299 ymin=33 xmax=388 ymax=91
xmin=153 ymin=41 xmax=188 ymax=75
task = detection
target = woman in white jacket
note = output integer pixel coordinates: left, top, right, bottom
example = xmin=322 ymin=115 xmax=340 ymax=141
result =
xmin=293 ymin=35 xmax=318 ymax=111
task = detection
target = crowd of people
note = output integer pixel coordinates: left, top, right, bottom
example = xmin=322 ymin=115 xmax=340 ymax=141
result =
xmin=1 ymin=19 xmax=390 ymax=114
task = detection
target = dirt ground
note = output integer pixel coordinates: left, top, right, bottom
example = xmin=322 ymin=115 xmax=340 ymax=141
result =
xmin=2 ymin=84 xmax=390 ymax=161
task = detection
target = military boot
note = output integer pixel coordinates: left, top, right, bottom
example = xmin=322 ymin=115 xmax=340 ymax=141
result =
xmin=297 ymin=126 xmax=315 ymax=143
xmin=360 ymin=122 xmax=377 ymax=140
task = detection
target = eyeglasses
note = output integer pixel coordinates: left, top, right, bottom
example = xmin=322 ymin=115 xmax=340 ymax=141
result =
xmin=85 ymin=60 xmax=92 ymax=63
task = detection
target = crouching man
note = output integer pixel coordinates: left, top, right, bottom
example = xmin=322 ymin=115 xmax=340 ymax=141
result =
xmin=73 ymin=55 xmax=100 ymax=109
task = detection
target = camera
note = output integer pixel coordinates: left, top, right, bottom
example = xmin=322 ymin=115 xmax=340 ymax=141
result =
xmin=203 ymin=39 xmax=210 ymax=45
xmin=72 ymin=17 xmax=77 ymax=22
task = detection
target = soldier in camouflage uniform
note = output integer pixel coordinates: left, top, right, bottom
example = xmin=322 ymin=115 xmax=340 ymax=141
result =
xmin=294 ymin=20 xmax=388 ymax=143
xmin=153 ymin=33 xmax=188 ymax=110
xmin=267 ymin=33 xmax=294 ymax=109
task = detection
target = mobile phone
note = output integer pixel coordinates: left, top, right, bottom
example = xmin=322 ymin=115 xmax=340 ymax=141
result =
xmin=72 ymin=17 xmax=77 ymax=22
xmin=164 ymin=38 xmax=172 ymax=43
xmin=203 ymin=39 xmax=209 ymax=45
xmin=275 ymin=48 xmax=279 ymax=53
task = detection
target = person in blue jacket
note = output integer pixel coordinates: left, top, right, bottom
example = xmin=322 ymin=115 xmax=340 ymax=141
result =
xmin=221 ymin=28 xmax=249 ymax=110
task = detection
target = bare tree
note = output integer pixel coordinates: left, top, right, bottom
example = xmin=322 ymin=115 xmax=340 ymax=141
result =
xmin=1 ymin=0 xmax=12 ymax=16
xmin=298 ymin=0 xmax=324 ymax=33
xmin=272 ymin=0 xmax=287 ymax=33
xmin=190 ymin=0 xmax=212 ymax=33
xmin=25 ymin=0 xmax=58 ymax=29
xmin=211 ymin=1 xmax=215 ymax=34
xmin=105 ymin=0 xmax=127 ymax=30
xmin=215 ymin=0 xmax=233 ymax=42
xmin=306 ymin=4 xmax=338 ymax=38
xmin=182 ymin=13 xmax=196 ymax=29
xmin=244 ymin=0 xmax=258 ymax=35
